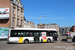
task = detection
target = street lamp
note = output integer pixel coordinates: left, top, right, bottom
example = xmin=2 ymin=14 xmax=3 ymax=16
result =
xmin=48 ymin=22 xmax=50 ymax=29
xmin=39 ymin=15 xmax=47 ymax=28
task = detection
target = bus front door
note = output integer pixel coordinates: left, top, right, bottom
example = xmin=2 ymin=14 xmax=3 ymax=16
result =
xmin=34 ymin=32 xmax=39 ymax=42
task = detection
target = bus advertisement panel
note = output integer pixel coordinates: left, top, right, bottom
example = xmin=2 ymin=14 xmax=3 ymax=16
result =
xmin=42 ymin=32 xmax=47 ymax=42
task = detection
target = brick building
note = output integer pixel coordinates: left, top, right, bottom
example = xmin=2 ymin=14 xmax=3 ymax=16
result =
xmin=0 ymin=0 xmax=24 ymax=28
xmin=71 ymin=25 xmax=75 ymax=32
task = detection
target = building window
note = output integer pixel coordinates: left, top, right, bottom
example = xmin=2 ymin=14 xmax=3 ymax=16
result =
xmin=13 ymin=7 xmax=15 ymax=15
xmin=17 ymin=9 xmax=19 ymax=16
xmin=17 ymin=19 xmax=19 ymax=25
xmin=21 ymin=20 xmax=22 ymax=26
xmin=21 ymin=11 xmax=22 ymax=17
xmin=13 ymin=18 xmax=15 ymax=26
xmin=17 ymin=2 xmax=19 ymax=6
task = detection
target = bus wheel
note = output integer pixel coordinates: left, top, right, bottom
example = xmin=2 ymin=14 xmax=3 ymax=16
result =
xmin=47 ymin=39 xmax=51 ymax=43
xmin=24 ymin=40 xmax=29 ymax=44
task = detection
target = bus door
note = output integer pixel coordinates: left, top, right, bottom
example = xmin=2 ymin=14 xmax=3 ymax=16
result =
xmin=34 ymin=32 xmax=40 ymax=41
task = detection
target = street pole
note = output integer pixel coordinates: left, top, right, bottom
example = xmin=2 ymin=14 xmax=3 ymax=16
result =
xmin=39 ymin=16 xmax=41 ymax=28
xmin=48 ymin=22 xmax=50 ymax=29
xmin=39 ymin=15 xmax=47 ymax=29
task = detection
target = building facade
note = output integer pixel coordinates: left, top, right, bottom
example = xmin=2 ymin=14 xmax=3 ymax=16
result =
xmin=24 ymin=21 xmax=35 ymax=28
xmin=0 ymin=0 xmax=24 ymax=28
xmin=59 ymin=27 xmax=71 ymax=35
xmin=37 ymin=23 xmax=59 ymax=34
xmin=37 ymin=24 xmax=48 ymax=29
xmin=50 ymin=23 xmax=59 ymax=34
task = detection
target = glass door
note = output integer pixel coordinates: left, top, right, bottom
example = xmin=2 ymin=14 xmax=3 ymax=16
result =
xmin=34 ymin=32 xmax=40 ymax=41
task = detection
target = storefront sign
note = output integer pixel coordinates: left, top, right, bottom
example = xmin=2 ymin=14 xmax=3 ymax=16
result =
xmin=0 ymin=27 xmax=9 ymax=39
xmin=0 ymin=8 xmax=9 ymax=19
xmin=0 ymin=8 xmax=9 ymax=13
xmin=0 ymin=14 xmax=9 ymax=19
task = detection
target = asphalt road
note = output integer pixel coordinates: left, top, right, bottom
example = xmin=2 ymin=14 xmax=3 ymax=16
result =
xmin=0 ymin=36 xmax=75 ymax=50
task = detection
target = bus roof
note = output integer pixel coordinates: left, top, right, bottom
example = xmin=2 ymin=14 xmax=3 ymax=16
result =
xmin=10 ymin=28 xmax=57 ymax=31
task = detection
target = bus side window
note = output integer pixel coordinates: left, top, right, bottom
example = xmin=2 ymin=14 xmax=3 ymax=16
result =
xmin=21 ymin=32 xmax=24 ymax=37
xmin=50 ymin=33 xmax=52 ymax=36
xmin=30 ymin=32 xmax=33 ymax=36
xmin=40 ymin=32 xmax=42 ymax=36
xmin=26 ymin=32 xmax=30 ymax=37
xmin=23 ymin=32 xmax=26 ymax=37
xmin=11 ymin=32 xmax=18 ymax=37
xmin=47 ymin=32 xmax=50 ymax=36
xmin=15 ymin=32 xmax=17 ymax=35
xmin=53 ymin=33 xmax=55 ymax=36
xmin=18 ymin=32 xmax=21 ymax=37
xmin=11 ymin=32 xmax=14 ymax=36
xmin=47 ymin=34 xmax=49 ymax=36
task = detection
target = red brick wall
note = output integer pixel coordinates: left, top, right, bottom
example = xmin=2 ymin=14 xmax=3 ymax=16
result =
xmin=71 ymin=26 xmax=75 ymax=32
xmin=0 ymin=0 xmax=11 ymax=28
xmin=73 ymin=26 xmax=75 ymax=32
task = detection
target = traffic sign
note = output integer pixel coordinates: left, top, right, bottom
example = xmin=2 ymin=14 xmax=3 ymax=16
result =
xmin=68 ymin=35 xmax=70 ymax=37
xmin=67 ymin=32 xmax=71 ymax=35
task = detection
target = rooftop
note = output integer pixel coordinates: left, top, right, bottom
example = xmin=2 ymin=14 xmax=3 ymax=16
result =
xmin=50 ymin=23 xmax=58 ymax=25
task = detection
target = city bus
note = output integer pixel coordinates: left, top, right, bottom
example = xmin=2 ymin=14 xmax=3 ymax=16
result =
xmin=8 ymin=28 xmax=58 ymax=43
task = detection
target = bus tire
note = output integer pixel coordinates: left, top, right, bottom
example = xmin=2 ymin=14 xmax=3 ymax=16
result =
xmin=47 ymin=39 xmax=51 ymax=43
xmin=24 ymin=40 xmax=29 ymax=44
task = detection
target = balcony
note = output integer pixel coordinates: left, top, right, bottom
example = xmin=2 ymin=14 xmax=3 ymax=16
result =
xmin=11 ymin=0 xmax=24 ymax=9
xmin=11 ymin=0 xmax=19 ymax=6
xmin=16 ymin=2 xmax=19 ymax=7
xmin=20 ymin=4 xmax=24 ymax=9
xmin=11 ymin=0 xmax=16 ymax=5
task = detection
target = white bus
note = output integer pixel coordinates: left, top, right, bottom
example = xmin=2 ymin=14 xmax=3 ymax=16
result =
xmin=8 ymin=28 xmax=58 ymax=43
